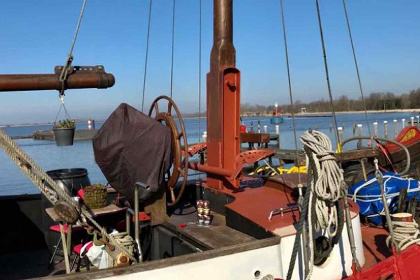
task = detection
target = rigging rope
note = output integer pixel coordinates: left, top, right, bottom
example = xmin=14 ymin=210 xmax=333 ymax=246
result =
xmin=67 ymin=0 xmax=88 ymax=60
xmin=198 ymin=0 xmax=202 ymax=143
xmin=169 ymin=0 xmax=176 ymax=98
xmin=286 ymin=181 xmax=311 ymax=280
xmin=0 ymin=128 xmax=136 ymax=262
xmin=374 ymin=159 xmax=397 ymax=252
xmin=315 ymin=1 xmax=362 ymax=271
xmin=59 ymin=0 xmax=88 ymax=95
xmin=342 ymin=0 xmax=372 ymax=137
xmin=315 ymin=0 xmax=340 ymax=146
xmin=301 ymin=130 xmax=345 ymax=279
xmin=141 ymin=0 xmax=153 ymax=112
xmin=278 ymin=0 xmax=309 ymax=276
xmin=279 ymin=0 xmax=301 ymax=187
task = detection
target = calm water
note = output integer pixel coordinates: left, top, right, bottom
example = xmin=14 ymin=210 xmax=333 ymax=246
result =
xmin=1 ymin=112 xmax=418 ymax=195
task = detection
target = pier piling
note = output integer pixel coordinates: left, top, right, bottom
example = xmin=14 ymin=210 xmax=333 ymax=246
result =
xmin=393 ymin=119 xmax=398 ymax=138
xmin=373 ymin=122 xmax=378 ymax=137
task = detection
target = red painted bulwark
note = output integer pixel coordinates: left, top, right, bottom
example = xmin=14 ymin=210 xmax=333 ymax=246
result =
xmin=345 ymin=244 xmax=420 ymax=280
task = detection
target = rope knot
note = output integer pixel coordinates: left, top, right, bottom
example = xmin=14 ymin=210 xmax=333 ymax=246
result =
xmin=317 ymin=152 xmax=336 ymax=162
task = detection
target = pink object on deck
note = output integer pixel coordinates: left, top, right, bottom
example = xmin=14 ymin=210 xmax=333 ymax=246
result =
xmin=77 ymin=189 xmax=85 ymax=200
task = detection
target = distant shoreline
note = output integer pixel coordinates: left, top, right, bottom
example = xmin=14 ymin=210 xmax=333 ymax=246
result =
xmin=1 ymin=109 xmax=419 ymax=127
xmin=240 ymin=108 xmax=420 ymax=118
xmin=304 ymin=108 xmax=420 ymax=115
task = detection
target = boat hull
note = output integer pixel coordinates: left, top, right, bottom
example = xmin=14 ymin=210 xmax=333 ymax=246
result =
xmin=270 ymin=117 xmax=284 ymax=124
xmin=45 ymin=212 xmax=364 ymax=280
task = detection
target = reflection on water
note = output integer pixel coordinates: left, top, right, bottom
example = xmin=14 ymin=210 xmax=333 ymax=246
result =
xmin=0 ymin=112 xmax=418 ymax=195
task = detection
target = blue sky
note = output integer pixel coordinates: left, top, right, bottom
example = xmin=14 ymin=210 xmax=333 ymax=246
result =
xmin=1 ymin=0 xmax=419 ymax=124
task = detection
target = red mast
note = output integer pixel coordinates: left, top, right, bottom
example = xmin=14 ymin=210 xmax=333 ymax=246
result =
xmin=206 ymin=0 xmax=241 ymax=189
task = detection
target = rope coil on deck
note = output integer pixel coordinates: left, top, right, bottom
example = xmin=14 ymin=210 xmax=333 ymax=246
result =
xmin=387 ymin=220 xmax=420 ymax=251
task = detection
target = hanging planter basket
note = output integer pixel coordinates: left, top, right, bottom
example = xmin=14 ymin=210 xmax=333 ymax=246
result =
xmin=53 ymin=120 xmax=76 ymax=146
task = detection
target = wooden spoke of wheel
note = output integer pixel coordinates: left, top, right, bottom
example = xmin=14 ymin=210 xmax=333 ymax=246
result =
xmin=148 ymin=95 xmax=189 ymax=206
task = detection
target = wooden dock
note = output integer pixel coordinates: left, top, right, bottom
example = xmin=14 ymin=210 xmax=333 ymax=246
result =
xmin=11 ymin=130 xmax=302 ymax=163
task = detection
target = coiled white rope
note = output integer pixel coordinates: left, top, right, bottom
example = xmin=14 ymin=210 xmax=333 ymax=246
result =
xmin=301 ymin=130 xmax=345 ymax=279
xmin=301 ymin=130 xmax=343 ymax=231
xmin=387 ymin=220 xmax=420 ymax=251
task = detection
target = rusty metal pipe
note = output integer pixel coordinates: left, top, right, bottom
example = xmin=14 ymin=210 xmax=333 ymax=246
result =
xmin=214 ymin=0 xmax=232 ymax=45
xmin=188 ymin=162 xmax=232 ymax=177
xmin=0 ymin=73 xmax=115 ymax=92
xmin=210 ymin=0 xmax=235 ymax=72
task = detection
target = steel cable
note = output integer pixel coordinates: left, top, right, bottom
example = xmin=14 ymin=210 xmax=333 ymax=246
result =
xmin=279 ymin=0 xmax=302 ymax=186
xmin=278 ymin=0 xmax=309 ymax=276
xmin=59 ymin=0 xmax=88 ymax=94
xmin=342 ymin=0 xmax=372 ymax=137
xmin=141 ymin=0 xmax=153 ymax=112
xmin=315 ymin=0 xmax=340 ymax=146
xmin=169 ymin=0 xmax=176 ymax=98
xmin=198 ymin=0 xmax=202 ymax=142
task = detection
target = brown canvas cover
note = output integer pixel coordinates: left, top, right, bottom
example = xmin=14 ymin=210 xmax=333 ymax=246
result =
xmin=93 ymin=103 xmax=172 ymax=204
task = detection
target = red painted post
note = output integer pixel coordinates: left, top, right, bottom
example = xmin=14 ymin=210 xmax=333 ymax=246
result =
xmin=206 ymin=0 xmax=240 ymax=189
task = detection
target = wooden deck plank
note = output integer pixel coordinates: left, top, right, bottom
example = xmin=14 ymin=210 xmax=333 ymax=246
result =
xmin=172 ymin=212 xmax=255 ymax=249
xmin=46 ymin=204 xmax=126 ymax=222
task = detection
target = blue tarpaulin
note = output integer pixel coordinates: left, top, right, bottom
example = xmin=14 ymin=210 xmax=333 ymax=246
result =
xmin=349 ymin=172 xmax=420 ymax=225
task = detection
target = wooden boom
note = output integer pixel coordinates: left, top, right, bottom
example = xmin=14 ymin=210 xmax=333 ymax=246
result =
xmin=0 ymin=65 xmax=115 ymax=92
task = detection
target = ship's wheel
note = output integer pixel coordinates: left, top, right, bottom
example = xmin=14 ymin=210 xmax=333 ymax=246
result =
xmin=148 ymin=96 xmax=188 ymax=207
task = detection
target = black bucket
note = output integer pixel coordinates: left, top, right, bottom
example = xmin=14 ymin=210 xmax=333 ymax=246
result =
xmin=46 ymin=168 xmax=91 ymax=196
xmin=53 ymin=128 xmax=75 ymax=146
xmin=43 ymin=168 xmax=91 ymax=254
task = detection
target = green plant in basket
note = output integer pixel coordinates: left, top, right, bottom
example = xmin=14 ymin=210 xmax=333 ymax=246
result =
xmin=84 ymin=183 xmax=107 ymax=209
xmin=54 ymin=119 xmax=76 ymax=129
